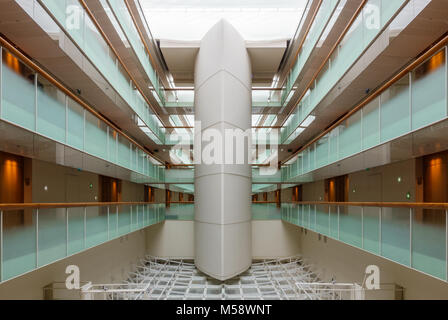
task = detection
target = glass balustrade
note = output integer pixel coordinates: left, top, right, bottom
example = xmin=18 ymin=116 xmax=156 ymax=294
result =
xmin=283 ymin=46 xmax=447 ymax=181
xmin=0 ymin=46 xmax=165 ymax=182
xmin=280 ymin=0 xmax=340 ymax=106
xmin=282 ymin=203 xmax=447 ymax=282
xmin=40 ymin=0 xmax=165 ymax=144
xmin=165 ymin=203 xmax=194 ymax=221
xmin=281 ymin=0 xmax=408 ymax=144
xmin=161 ymin=88 xmax=283 ymax=109
xmin=0 ymin=203 xmax=165 ymax=282
xmin=106 ymin=0 xmax=165 ymax=105
xmin=252 ymin=203 xmax=282 ymax=220
xmin=164 ymin=167 xmax=283 ymax=184
xmin=164 ymin=203 xmax=282 ymax=221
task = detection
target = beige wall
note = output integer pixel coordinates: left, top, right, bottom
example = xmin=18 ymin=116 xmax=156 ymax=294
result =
xmin=146 ymin=220 xmax=302 ymax=260
xmin=154 ymin=187 xmax=165 ymax=203
xmin=299 ymin=159 xmax=416 ymax=202
xmin=348 ymin=159 xmax=416 ymax=202
xmin=121 ymin=180 xmax=145 ymax=202
xmin=32 ymin=159 xmax=99 ymax=203
xmin=146 ymin=221 xmax=195 ymax=259
xmin=281 ymin=188 xmax=293 ymax=202
xmin=31 ymin=159 xmax=145 ymax=203
xmin=0 ymin=230 xmax=147 ymax=299
xmin=252 ymin=221 xmax=301 ymax=259
xmin=302 ymin=180 xmax=325 ymax=201
xmin=298 ymin=227 xmax=448 ymax=300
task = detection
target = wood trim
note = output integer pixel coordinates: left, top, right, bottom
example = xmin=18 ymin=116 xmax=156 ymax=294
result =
xmin=0 ymin=202 xmax=164 ymax=211
xmin=280 ymin=0 xmax=323 ymax=89
xmin=280 ymin=0 xmax=368 ymax=128
xmin=252 ymin=201 xmax=277 ymax=204
xmin=78 ymin=0 xmax=166 ymax=130
xmin=124 ymin=0 xmax=161 ymax=78
xmin=290 ymin=201 xmax=448 ymax=210
xmin=0 ymin=35 xmax=165 ymax=166
xmin=169 ymin=201 xmax=194 ymax=204
xmin=283 ymin=33 xmax=448 ymax=164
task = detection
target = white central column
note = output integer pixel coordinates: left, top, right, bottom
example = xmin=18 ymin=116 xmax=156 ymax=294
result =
xmin=194 ymin=20 xmax=252 ymax=280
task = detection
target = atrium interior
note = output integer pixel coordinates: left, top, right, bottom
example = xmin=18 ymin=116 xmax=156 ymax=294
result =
xmin=0 ymin=0 xmax=447 ymax=300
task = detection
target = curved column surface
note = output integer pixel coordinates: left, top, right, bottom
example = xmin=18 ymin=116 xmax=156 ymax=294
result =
xmin=194 ymin=20 xmax=252 ymax=280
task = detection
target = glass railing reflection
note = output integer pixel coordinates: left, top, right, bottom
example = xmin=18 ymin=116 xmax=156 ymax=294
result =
xmin=283 ymin=45 xmax=447 ymax=181
xmin=40 ymin=0 xmax=165 ymax=144
xmin=0 ymin=45 xmax=165 ymax=182
xmin=0 ymin=203 xmax=165 ymax=282
xmin=281 ymin=0 xmax=408 ymax=144
xmin=282 ymin=202 xmax=447 ymax=282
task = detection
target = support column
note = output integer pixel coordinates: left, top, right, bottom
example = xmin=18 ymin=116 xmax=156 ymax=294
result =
xmin=194 ymin=20 xmax=252 ymax=280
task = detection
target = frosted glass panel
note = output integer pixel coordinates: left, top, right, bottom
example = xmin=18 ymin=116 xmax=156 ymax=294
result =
xmin=411 ymin=50 xmax=446 ymax=130
xmin=316 ymin=137 xmax=329 ymax=168
xmin=67 ymin=98 xmax=84 ymax=150
xmin=339 ymin=206 xmax=362 ymax=248
xmin=363 ymin=207 xmax=380 ymax=254
xmin=118 ymin=205 xmax=131 ymax=235
xmin=315 ymin=204 xmax=329 ymax=236
xmin=117 ymin=135 xmax=131 ymax=169
xmin=85 ymin=206 xmax=108 ymax=248
xmin=41 ymin=0 xmax=66 ymax=27
xmin=108 ymin=205 xmax=118 ymax=239
xmin=381 ymin=207 xmax=410 ymax=266
xmin=67 ymin=207 xmax=85 ymax=255
xmin=2 ymin=210 xmax=36 ymax=281
xmin=338 ymin=110 xmax=362 ymax=159
xmin=381 ymin=0 xmax=406 ymax=27
xmin=38 ymin=208 xmax=66 ymax=267
xmin=66 ymin=0 xmax=84 ymax=45
xmin=380 ymin=76 xmax=410 ymax=142
xmin=36 ymin=76 xmax=66 ymax=143
xmin=329 ymin=205 xmax=339 ymax=239
xmin=362 ymin=97 xmax=380 ymax=150
xmin=412 ymin=209 xmax=446 ymax=280
xmin=85 ymin=112 xmax=107 ymax=159
xmin=2 ymin=50 xmax=36 ymax=131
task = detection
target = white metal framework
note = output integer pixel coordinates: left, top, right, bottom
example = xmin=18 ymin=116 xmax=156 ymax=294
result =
xmin=81 ymin=256 xmax=326 ymax=300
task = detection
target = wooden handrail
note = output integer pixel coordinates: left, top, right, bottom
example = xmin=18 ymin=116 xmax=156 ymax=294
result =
xmin=252 ymin=201 xmax=278 ymax=204
xmin=288 ymin=201 xmax=448 ymax=210
xmin=280 ymin=0 xmax=323 ymax=90
xmin=0 ymin=35 xmax=165 ymax=166
xmin=282 ymin=32 xmax=448 ymax=164
xmin=4 ymin=201 xmax=447 ymax=211
xmin=168 ymin=201 xmax=194 ymax=204
xmin=0 ymin=202 xmax=163 ymax=211
xmin=77 ymin=0 xmax=166 ymax=132
xmin=280 ymin=0 xmax=368 ymax=129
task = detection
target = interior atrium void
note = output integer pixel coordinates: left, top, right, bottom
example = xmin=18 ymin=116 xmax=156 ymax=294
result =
xmin=0 ymin=0 xmax=447 ymax=304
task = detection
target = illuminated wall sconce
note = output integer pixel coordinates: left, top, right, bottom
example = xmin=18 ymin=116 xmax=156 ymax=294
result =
xmin=406 ymin=192 xmax=411 ymax=200
xmin=44 ymin=185 xmax=48 ymax=191
xmin=397 ymin=177 xmax=402 ymax=183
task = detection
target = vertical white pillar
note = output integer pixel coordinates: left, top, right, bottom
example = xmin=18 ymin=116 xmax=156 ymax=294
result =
xmin=194 ymin=20 xmax=252 ymax=280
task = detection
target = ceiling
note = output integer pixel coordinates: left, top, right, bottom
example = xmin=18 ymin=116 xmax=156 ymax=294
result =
xmin=159 ymin=39 xmax=288 ymax=84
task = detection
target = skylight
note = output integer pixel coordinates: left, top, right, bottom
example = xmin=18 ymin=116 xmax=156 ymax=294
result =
xmin=139 ymin=0 xmax=309 ymax=41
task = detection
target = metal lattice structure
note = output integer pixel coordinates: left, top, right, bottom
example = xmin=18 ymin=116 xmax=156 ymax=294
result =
xmin=81 ymin=256 xmax=326 ymax=300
